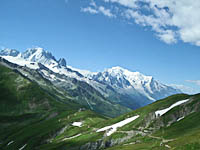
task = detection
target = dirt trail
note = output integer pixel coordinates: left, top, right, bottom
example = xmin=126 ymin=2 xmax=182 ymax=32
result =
xmin=148 ymin=135 xmax=175 ymax=149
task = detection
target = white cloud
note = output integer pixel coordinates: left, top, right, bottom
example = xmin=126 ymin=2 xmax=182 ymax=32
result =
xmin=81 ymin=1 xmax=115 ymax=18
xmin=145 ymin=0 xmax=200 ymax=45
xmin=157 ymin=30 xmax=177 ymax=44
xmin=104 ymin=0 xmax=138 ymax=9
xmin=99 ymin=6 xmax=115 ymax=18
xmin=82 ymin=0 xmax=200 ymax=46
xmin=170 ymin=84 xmax=199 ymax=94
xmin=81 ymin=7 xmax=98 ymax=14
xmin=186 ymin=80 xmax=200 ymax=86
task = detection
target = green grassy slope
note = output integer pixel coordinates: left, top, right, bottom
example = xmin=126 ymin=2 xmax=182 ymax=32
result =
xmin=0 ymin=64 xmax=107 ymax=150
xmin=107 ymin=111 xmax=200 ymax=150
xmin=0 ymin=64 xmax=80 ymax=115
xmin=1 ymin=110 xmax=106 ymax=150
xmin=34 ymin=93 xmax=200 ymax=150
xmin=105 ymin=94 xmax=200 ymax=150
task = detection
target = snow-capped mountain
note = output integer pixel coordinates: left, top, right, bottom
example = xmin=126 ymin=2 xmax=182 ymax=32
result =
xmin=21 ymin=47 xmax=69 ymax=72
xmin=91 ymin=67 xmax=181 ymax=101
xmin=0 ymin=48 xmax=20 ymax=57
xmin=22 ymin=47 xmax=58 ymax=66
xmin=0 ymin=47 xmax=85 ymax=79
xmin=0 ymin=47 xmax=182 ymax=110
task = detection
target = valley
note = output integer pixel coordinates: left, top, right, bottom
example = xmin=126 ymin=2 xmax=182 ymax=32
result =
xmin=0 ymin=48 xmax=199 ymax=150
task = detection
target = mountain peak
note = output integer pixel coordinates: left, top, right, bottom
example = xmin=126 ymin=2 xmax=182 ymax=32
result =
xmin=110 ymin=66 xmax=128 ymax=71
xmin=58 ymin=58 xmax=67 ymax=67
xmin=105 ymin=66 xmax=152 ymax=81
xmin=106 ymin=66 xmax=129 ymax=75
xmin=0 ymin=48 xmax=20 ymax=57
xmin=22 ymin=47 xmax=57 ymax=66
xmin=111 ymin=66 xmax=125 ymax=70
xmin=23 ymin=47 xmax=54 ymax=59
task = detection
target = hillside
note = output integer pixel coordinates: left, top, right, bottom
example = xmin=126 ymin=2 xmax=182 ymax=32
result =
xmin=0 ymin=62 xmax=199 ymax=150
xmin=0 ymin=57 xmax=130 ymax=118
xmin=0 ymin=63 xmax=107 ymax=150
xmin=106 ymin=93 xmax=200 ymax=150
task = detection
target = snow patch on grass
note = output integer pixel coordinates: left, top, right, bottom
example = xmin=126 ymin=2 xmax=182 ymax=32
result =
xmin=62 ymin=134 xmax=82 ymax=141
xmin=7 ymin=141 xmax=14 ymax=146
xmin=19 ymin=144 xmax=27 ymax=150
xmin=177 ymin=116 xmax=185 ymax=122
xmin=97 ymin=115 xmax=140 ymax=136
xmin=72 ymin=122 xmax=82 ymax=127
xmin=155 ymin=99 xmax=189 ymax=117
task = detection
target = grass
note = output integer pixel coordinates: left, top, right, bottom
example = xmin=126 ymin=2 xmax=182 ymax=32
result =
xmin=105 ymin=94 xmax=200 ymax=150
xmin=106 ymin=136 xmax=165 ymax=150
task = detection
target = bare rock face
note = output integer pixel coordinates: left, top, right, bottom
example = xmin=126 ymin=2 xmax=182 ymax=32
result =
xmin=58 ymin=58 xmax=67 ymax=67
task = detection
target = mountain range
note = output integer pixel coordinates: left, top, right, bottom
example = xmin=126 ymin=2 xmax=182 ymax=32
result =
xmin=0 ymin=47 xmax=182 ymax=114
xmin=0 ymin=60 xmax=199 ymax=149
xmin=0 ymin=47 xmax=199 ymax=150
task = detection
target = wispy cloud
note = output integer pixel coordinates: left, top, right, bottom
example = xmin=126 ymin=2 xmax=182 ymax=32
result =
xmin=81 ymin=7 xmax=98 ymax=14
xmin=186 ymin=80 xmax=200 ymax=86
xmin=81 ymin=1 xmax=115 ymax=18
xmin=98 ymin=6 xmax=115 ymax=18
xmin=170 ymin=84 xmax=199 ymax=94
xmin=82 ymin=0 xmax=200 ymax=46
xmin=104 ymin=0 xmax=138 ymax=9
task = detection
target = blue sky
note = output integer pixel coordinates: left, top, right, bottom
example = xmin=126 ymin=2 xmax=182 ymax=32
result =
xmin=0 ymin=0 xmax=200 ymax=93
